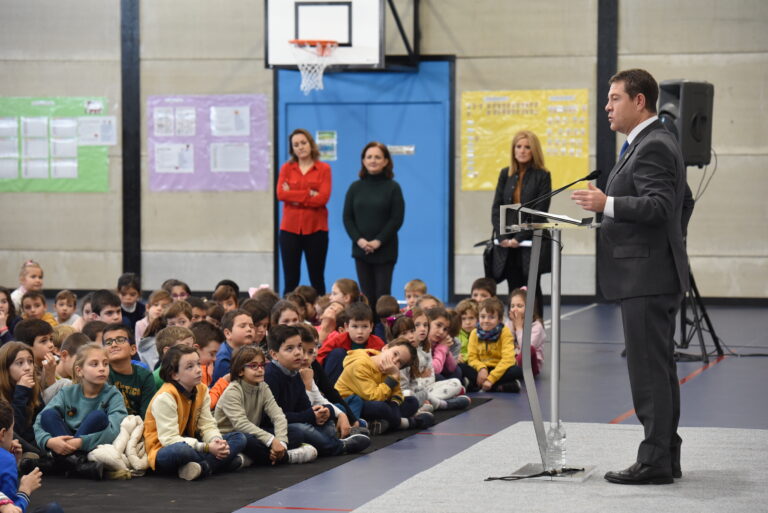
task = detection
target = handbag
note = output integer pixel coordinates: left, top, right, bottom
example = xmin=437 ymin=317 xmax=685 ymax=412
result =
xmin=483 ymin=231 xmax=508 ymax=283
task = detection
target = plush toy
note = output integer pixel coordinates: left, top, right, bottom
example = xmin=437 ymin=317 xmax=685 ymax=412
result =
xmin=88 ymin=415 xmax=148 ymax=479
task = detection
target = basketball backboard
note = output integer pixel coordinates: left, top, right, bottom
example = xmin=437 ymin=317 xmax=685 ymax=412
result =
xmin=265 ymin=0 xmax=385 ymax=69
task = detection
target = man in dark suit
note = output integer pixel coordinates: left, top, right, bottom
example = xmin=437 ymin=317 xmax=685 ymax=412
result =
xmin=572 ymin=68 xmax=693 ymax=485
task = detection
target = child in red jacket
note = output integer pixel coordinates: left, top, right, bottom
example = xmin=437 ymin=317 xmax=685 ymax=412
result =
xmin=317 ymin=303 xmax=384 ymax=384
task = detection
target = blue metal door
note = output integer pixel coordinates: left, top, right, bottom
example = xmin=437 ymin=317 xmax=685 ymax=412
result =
xmin=276 ymin=60 xmax=453 ymax=301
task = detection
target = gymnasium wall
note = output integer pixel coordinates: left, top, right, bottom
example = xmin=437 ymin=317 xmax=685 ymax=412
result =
xmin=1 ymin=0 xmax=766 ymax=299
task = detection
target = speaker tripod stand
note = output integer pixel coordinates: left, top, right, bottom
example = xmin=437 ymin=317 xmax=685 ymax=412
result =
xmin=675 ymin=271 xmax=724 ymax=363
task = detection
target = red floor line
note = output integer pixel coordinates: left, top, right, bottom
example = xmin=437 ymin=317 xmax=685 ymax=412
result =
xmin=244 ymin=507 xmax=352 ymax=512
xmin=415 ymin=432 xmax=491 ymax=437
xmin=609 ymin=355 xmax=728 ymax=424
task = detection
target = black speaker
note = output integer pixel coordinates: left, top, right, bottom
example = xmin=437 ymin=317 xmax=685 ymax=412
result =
xmin=658 ymin=80 xmax=714 ymax=167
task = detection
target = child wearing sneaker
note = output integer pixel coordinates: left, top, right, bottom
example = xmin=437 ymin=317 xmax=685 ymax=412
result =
xmin=397 ymin=308 xmax=435 ymax=411
xmin=143 ymin=345 xmax=247 ymax=480
xmin=295 ymin=325 xmax=366 ymax=438
xmin=334 ymin=339 xmax=433 ymax=435
xmin=215 ymin=345 xmax=317 ymax=466
xmin=426 ymin=307 xmax=470 ymax=411
xmin=460 ymin=297 xmax=521 ymax=393
xmin=265 ymin=325 xmax=370 ymax=458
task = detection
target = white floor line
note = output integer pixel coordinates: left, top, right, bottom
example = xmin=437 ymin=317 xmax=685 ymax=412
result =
xmin=543 ymin=302 xmax=598 ymax=329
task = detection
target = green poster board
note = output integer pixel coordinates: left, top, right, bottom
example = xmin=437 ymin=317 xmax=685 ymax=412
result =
xmin=0 ymin=96 xmax=111 ymax=192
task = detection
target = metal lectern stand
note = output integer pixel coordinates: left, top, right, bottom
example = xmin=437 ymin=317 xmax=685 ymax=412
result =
xmin=500 ymin=204 xmax=598 ymax=482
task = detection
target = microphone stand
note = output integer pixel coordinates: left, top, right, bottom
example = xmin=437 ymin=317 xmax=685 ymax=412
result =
xmin=521 ymin=170 xmax=602 ymax=210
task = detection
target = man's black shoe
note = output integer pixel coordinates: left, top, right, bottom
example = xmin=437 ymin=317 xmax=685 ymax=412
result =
xmin=604 ymin=462 xmax=673 ymax=485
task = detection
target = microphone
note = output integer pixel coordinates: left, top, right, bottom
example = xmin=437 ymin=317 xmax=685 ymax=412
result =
xmin=521 ymin=169 xmax=602 ymax=209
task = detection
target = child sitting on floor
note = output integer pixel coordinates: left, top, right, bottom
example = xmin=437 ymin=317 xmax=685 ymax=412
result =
xmin=317 ymin=302 xmax=385 ymax=385
xmin=505 ymin=287 xmax=546 ymax=377
xmin=264 ymin=325 xmax=370 ymax=457
xmin=214 ymin=345 xmax=317 ymax=466
xmin=143 ymin=345 xmax=247 ymax=481
xmin=334 ymin=339 xmax=433 ymax=435
xmin=103 ymin=323 xmax=156 ymax=418
xmin=460 ymin=297 xmax=520 ymax=393
xmin=34 ymin=343 xmax=128 ymax=479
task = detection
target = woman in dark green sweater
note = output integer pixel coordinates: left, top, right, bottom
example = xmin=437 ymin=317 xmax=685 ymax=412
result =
xmin=342 ymin=142 xmax=405 ymax=309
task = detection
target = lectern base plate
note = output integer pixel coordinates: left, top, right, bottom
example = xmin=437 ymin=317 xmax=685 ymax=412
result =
xmin=509 ymin=463 xmax=598 ymax=483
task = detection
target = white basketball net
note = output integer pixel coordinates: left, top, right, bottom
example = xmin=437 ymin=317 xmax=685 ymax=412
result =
xmin=290 ymin=41 xmax=337 ymax=95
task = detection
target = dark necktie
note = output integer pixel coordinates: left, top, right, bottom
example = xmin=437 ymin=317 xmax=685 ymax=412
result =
xmin=619 ymin=140 xmax=629 ymax=158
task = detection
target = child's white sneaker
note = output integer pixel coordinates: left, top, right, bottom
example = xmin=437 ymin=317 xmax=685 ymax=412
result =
xmin=418 ymin=401 xmax=435 ymax=413
xmin=288 ymin=443 xmax=318 ymax=464
xmin=178 ymin=461 xmax=202 ymax=481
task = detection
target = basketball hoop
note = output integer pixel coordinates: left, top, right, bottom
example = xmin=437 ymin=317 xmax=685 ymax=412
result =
xmin=289 ymin=40 xmax=338 ymax=95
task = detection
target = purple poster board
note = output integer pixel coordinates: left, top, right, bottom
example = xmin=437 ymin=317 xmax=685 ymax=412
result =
xmin=148 ymin=95 xmax=268 ymax=191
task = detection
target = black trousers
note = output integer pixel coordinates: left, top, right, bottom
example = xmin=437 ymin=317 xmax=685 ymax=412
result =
xmin=621 ymin=292 xmax=682 ymax=468
xmin=354 ymin=258 xmax=395 ymax=310
xmin=279 ymin=230 xmax=328 ymax=296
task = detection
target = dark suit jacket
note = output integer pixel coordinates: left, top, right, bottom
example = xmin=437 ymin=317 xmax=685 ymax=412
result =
xmin=598 ymin=119 xmax=694 ymax=300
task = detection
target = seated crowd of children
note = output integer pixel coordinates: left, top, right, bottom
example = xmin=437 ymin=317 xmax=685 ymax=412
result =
xmin=0 ymin=259 xmax=547 ymax=511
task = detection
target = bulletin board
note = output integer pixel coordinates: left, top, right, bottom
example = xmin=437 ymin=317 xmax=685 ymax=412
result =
xmin=147 ymin=95 xmax=269 ymax=191
xmin=461 ymin=89 xmax=589 ymax=191
xmin=0 ymin=96 xmax=113 ymax=192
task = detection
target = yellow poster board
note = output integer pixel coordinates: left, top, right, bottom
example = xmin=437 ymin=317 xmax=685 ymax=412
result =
xmin=461 ymin=89 xmax=589 ymax=191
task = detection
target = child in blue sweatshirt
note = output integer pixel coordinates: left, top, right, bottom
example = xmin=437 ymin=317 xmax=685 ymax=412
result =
xmin=0 ymin=399 xmax=63 ymax=513
xmin=264 ymin=325 xmax=370 ymax=457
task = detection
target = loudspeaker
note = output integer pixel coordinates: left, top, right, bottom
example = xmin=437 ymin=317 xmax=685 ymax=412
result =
xmin=658 ymin=80 xmax=714 ymax=167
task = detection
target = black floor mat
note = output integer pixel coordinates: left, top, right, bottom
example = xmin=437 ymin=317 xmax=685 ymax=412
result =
xmin=31 ymin=398 xmax=490 ymax=513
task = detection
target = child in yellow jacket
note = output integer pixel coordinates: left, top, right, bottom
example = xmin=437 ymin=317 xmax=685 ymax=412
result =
xmin=459 ymin=297 xmax=521 ymax=393
xmin=334 ymin=340 xmax=434 ymax=435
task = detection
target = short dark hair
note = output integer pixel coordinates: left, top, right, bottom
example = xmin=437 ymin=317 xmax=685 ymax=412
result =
xmin=292 ymin=285 xmax=318 ymax=306
xmin=212 ymin=284 xmax=238 ymax=305
xmin=159 ymin=344 xmax=198 ymax=383
xmin=295 ymin=323 xmax=318 ymax=344
xmin=215 ymin=279 xmax=240 ymax=298
xmin=190 ymin=321 xmax=225 ymax=348
xmin=206 ymin=302 xmax=225 ymax=323
xmin=80 ymin=291 xmax=94 ymax=315
xmin=345 ymin=302 xmax=373 ymax=324
xmin=91 ymin=289 xmax=121 ymax=315
xmin=0 ymin=399 xmax=13 ymax=431
xmin=61 ymin=332 xmax=90 ymax=355
xmin=231 ymin=345 xmax=266 ymax=381
xmin=185 ymin=296 xmax=206 ymax=310
xmin=471 ymin=278 xmax=497 ymax=297
xmin=81 ymin=320 xmax=108 ymax=342
xmin=267 ymin=324 xmax=301 ymax=353
xmin=610 ymin=68 xmax=658 ymax=114
xmin=239 ymin=298 xmax=270 ymax=324
xmin=21 ymin=290 xmax=46 ymax=306
xmin=103 ymin=323 xmax=133 ymax=345
xmin=375 ymin=295 xmax=400 ymax=319
xmin=13 ymin=319 xmax=53 ymax=345
xmin=117 ymin=273 xmax=141 ymax=293
xmin=222 ymin=309 xmax=251 ymax=332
